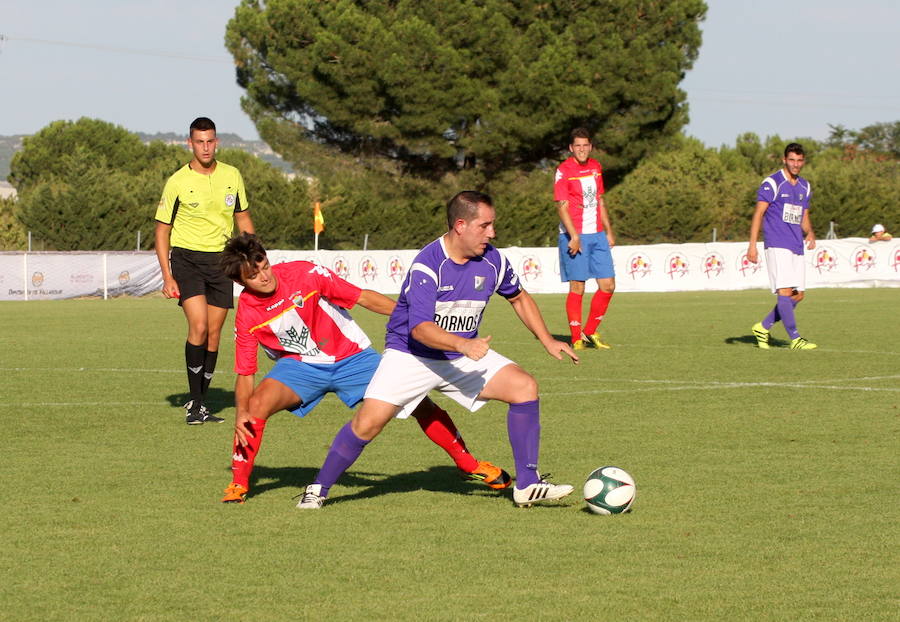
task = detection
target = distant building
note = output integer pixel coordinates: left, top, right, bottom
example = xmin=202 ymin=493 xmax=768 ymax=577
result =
xmin=0 ymin=181 xmax=16 ymax=200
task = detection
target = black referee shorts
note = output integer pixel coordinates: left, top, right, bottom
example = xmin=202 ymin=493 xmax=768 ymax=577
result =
xmin=170 ymin=247 xmax=234 ymax=309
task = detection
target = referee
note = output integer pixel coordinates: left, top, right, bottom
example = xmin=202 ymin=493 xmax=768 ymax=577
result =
xmin=154 ymin=117 xmax=255 ymax=424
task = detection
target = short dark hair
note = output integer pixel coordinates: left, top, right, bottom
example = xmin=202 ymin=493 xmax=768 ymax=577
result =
xmin=220 ymin=232 xmax=267 ymax=283
xmin=447 ymin=191 xmax=492 ymax=230
xmin=570 ymin=127 xmax=592 ymax=143
xmin=784 ymin=142 xmax=804 ymax=158
xmin=189 ymin=117 xmax=217 ymax=137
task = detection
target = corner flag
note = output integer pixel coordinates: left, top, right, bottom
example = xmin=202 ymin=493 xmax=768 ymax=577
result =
xmin=313 ymin=202 xmax=325 ymax=234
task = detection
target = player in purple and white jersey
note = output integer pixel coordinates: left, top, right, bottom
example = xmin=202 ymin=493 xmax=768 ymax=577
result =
xmin=296 ymin=191 xmax=580 ymax=509
xmin=747 ymin=143 xmax=818 ymax=350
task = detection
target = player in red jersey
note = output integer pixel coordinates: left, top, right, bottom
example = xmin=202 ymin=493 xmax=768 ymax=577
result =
xmin=553 ymin=127 xmax=617 ymax=350
xmin=218 ymin=233 xmax=510 ymax=504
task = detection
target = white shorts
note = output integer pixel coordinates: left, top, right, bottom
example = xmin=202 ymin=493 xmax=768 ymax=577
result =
xmin=365 ymin=348 xmax=516 ymax=418
xmin=765 ymin=247 xmax=806 ymax=293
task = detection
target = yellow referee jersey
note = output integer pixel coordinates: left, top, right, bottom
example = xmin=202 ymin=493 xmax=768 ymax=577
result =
xmin=155 ymin=161 xmax=249 ymax=252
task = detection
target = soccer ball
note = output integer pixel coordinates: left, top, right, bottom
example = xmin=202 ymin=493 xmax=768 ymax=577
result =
xmin=583 ymin=466 xmax=636 ymax=515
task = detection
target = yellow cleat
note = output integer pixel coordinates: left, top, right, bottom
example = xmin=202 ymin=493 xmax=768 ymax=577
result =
xmin=752 ymin=322 xmax=770 ymax=349
xmin=790 ymin=337 xmax=817 ymax=350
xmin=585 ymin=333 xmax=612 ymax=349
xmin=573 ymin=340 xmax=587 ymax=351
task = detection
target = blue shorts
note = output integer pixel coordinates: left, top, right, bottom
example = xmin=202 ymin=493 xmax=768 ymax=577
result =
xmin=264 ymin=347 xmax=381 ymax=417
xmin=559 ymin=231 xmax=616 ymax=281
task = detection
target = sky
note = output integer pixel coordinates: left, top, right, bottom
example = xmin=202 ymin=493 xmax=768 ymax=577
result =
xmin=1 ymin=0 xmax=899 ymax=147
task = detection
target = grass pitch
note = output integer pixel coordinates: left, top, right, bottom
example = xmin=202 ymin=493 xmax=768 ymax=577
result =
xmin=2 ymin=289 xmax=898 ymax=621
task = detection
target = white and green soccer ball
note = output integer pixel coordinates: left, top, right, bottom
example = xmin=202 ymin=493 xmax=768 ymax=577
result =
xmin=583 ymin=466 xmax=635 ymax=515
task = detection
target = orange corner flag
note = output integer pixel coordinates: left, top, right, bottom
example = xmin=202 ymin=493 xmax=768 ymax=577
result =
xmin=313 ymin=202 xmax=325 ymax=234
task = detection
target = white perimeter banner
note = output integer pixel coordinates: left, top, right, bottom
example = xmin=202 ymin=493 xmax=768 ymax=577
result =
xmin=1 ymin=238 xmax=899 ymax=301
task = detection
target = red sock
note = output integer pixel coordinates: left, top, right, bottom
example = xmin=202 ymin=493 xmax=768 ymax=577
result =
xmin=413 ymin=404 xmax=478 ymax=472
xmin=230 ymin=418 xmax=267 ymax=489
xmin=566 ymin=292 xmax=583 ymax=343
xmin=584 ymin=291 xmax=613 ymax=336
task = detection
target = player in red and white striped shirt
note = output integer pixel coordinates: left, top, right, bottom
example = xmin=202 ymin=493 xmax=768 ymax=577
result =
xmin=219 ymin=233 xmax=510 ymax=504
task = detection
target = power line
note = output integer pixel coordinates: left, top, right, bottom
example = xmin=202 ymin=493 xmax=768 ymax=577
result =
xmin=1 ymin=34 xmax=232 ymax=64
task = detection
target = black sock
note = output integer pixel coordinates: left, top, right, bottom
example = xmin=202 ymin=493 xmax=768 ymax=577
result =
xmin=185 ymin=341 xmax=206 ymax=409
xmin=202 ymin=350 xmax=218 ymax=398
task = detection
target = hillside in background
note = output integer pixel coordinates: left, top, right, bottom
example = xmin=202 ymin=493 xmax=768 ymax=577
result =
xmin=0 ymin=132 xmax=292 ymax=182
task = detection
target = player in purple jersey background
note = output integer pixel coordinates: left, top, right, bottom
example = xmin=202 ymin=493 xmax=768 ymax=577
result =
xmin=747 ymin=143 xmax=818 ymax=350
xmin=296 ymin=191 xmax=580 ymax=508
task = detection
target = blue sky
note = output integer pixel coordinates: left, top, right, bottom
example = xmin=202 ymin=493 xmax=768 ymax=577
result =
xmin=1 ymin=0 xmax=898 ymax=146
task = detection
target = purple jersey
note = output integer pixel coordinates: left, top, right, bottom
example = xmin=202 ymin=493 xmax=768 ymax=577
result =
xmin=757 ymin=169 xmax=812 ymax=255
xmin=385 ymin=236 xmax=522 ymax=360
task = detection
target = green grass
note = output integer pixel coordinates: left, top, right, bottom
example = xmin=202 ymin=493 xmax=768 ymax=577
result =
xmin=2 ymin=289 xmax=898 ymax=621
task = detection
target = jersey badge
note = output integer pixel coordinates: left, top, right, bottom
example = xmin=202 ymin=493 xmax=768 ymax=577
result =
xmin=474 ymin=276 xmax=485 ymax=291
xmin=225 ymin=194 xmax=236 ymax=207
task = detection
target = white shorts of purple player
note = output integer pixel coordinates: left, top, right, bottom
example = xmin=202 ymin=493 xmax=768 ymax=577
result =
xmin=364 ymin=348 xmax=516 ymax=418
xmin=765 ymin=247 xmax=806 ymax=293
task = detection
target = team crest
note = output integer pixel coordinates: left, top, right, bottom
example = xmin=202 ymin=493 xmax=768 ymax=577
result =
xmin=814 ymin=247 xmax=837 ymax=273
xmin=118 ymin=271 xmax=131 ymax=285
xmin=474 ymin=276 xmax=486 ymax=291
xmin=32 ymin=272 xmax=44 ymax=287
xmin=892 ymin=247 xmax=900 ymax=272
xmin=665 ymin=253 xmax=689 ymax=279
xmin=289 ymin=290 xmax=306 ymax=308
xmin=702 ymin=252 xmax=725 ymax=278
xmin=521 ymin=256 xmax=542 ymax=281
xmin=627 ymin=253 xmax=652 ymax=279
xmin=359 ymin=257 xmax=378 ymax=282
xmin=225 ymin=193 xmax=236 ymax=207
xmin=852 ymin=246 xmax=875 ymax=272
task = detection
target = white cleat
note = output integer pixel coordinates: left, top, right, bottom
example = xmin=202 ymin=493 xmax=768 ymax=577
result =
xmin=296 ymin=484 xmax=325 ymax=509
xmin=513 ymin=479 xmax=574 ymax=507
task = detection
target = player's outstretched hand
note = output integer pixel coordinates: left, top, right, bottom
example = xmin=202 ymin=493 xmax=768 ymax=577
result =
xmin=234 ymin=411 xmax=256 ymax=448
xmin=459 ymin=335 xmax=492 ymax=361
xmin=544 ymin=339 xmax=580 ymax=364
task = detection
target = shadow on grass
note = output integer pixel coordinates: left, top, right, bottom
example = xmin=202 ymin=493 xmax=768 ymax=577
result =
xmin=165 ymin=387 xmax=234 ymax=414
xmin=248 ymin=464 xmax=510 ymax=505
xmin=725 ymin=334 xmax=790 ymax=348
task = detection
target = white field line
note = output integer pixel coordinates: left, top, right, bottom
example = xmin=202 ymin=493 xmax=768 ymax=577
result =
xmin=0 ymin=367 xmax=182 ymax=373
xmin=498 ymin=341 xmax=900 ymax=356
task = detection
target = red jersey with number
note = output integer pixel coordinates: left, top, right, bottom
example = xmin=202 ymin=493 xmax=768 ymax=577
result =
xmin=554 ymin=156 xmax=605 ymax=234
xmin=233 ymin=261 xmax=370 ymax=375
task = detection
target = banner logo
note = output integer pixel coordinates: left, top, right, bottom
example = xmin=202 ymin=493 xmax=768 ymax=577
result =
xmin=892 ymin=247 xmax=900 ymax=272
xmin=388 ymin=256 xmax=405 ymax=282
xmin=814 ymin=247 xmax=837 ymax=273
xmin=702 ymin=252 xmax=725 ymax=278
xmin=32 ymin=272 xmax=44 ymax=287
xmin=332 ymin=257 xmax=350 ymax=280
xmin=359 ymin=256 xmax=378 ymax=282
xmin=118 ymin=271 xmax=131 ymax=285
xmin=851 ymin=246 xmax=875 ymax=272
xmin=737 ymin=252 xmax=761 ymax=277
xmin=627 ymin=253 xmax=652 ymax=279
xmin=521 ymin=256 xmax=542 ymax=281
xmin=665 ymin=253 xmax=689 ymax=279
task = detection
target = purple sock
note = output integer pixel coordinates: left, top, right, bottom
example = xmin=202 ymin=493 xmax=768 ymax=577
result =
xmin=762 ymin=305 xmax=780 ymax=330
xmin=776 ymin=295 xmax=799 ymax=339
xmin=507 ymin=400 xmax=541 ymax=488
xmin=314 ymin=422 xmax=369 ymax=496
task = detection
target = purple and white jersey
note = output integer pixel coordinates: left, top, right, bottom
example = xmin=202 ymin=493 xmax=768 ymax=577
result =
xmin=758 ymin=169 xmax=812 ymax=255
xmin=385 ymin=236 xmax=522 ymax=360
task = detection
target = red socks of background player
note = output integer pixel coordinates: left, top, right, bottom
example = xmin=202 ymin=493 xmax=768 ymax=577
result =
xmin=413 ymin=404 xmax=479 ymax=472
xmin=566 ymin=293 xmax=583 ymax=343
xmin=230 ymin=418 xmax=267 ymax=489
xmin=584 ymin=291 xmax=613 ymax=337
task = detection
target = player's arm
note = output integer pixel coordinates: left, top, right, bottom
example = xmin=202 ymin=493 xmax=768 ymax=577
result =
xmin=599 ymin=197 xmax=615 ymax=247
xmin=233 ymin=373 xmax=255 ymax=447
xmin=234 ymin=209 xmax=255 ymax=235
xmin=153 ymin=221 xmax=179 ymax=299
xmin=801 ymin=210 xmax=816 ymax=250
xmin=506 ymin=289 xmax=578 ymax=364
xmin=557 ymin=200 xmax=581 ymax=255
xmin=747 ymin=201 xmax=769 ymax=264
xmin=356 ymin=289 xmax=396 ymax=316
